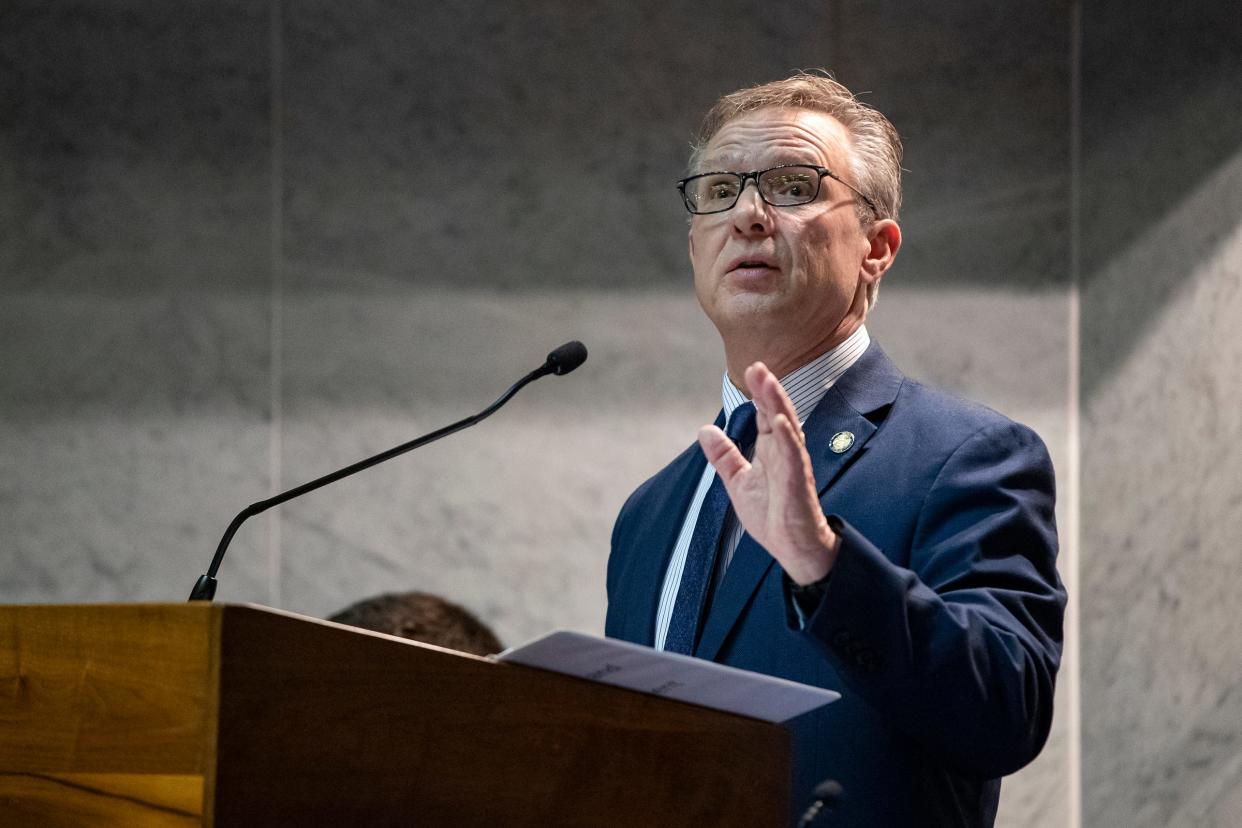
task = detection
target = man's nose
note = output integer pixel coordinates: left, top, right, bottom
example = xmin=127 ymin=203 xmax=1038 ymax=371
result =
xmin=731 ymin=180 xmax=772 ymax=235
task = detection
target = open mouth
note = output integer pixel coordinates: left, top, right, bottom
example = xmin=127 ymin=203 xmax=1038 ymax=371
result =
xmin=729 ymin=259 xmax=778 ymax=274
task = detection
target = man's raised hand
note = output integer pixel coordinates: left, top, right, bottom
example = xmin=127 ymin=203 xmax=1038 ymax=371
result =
xmin=697 ymin=362 xmax=839 ymax=585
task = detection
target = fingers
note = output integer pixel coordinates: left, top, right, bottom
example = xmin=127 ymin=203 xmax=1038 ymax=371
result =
xmin=744 ymin=363 xmax=811 ymax=479
xmin=769 ymin=412 xmax=810 ymax=468
xmin=745 ymin=362 xmax=800 ymax=436
xmin=698 ymin=424 xmax=750 ymax=483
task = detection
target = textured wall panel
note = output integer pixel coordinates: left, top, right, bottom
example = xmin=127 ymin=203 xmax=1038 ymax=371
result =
xmin=1081 ymin=136 xmax=1242 ymax=828
xmin=1079 ymin=3 xmax=1242 ymax=824
xmin=279 ymin=0 xmax=837 ymax=290
xmin=833 ymin=1 xmax=1071 ymax=292
xmin=0 ymin=1 xmax=273 ymax=604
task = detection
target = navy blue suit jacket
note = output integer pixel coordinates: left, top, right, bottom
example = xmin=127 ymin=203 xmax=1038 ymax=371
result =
xmin=605 ymin=343 xmax=1066 ymax=826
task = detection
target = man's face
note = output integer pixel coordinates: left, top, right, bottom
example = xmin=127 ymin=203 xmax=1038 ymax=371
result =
xmin=689 ymin=107 xmax=875 ymax=352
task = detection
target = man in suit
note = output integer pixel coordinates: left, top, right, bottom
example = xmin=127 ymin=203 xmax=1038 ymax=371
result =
xmin=605 ymin=72 xmax=1066 ymax=826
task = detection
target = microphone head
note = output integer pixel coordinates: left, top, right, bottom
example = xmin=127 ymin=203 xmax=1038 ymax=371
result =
xmin=813 ymin=779 xmax=843 ymax=803
xmin=545 ymin=340 xmax=588 ymax=376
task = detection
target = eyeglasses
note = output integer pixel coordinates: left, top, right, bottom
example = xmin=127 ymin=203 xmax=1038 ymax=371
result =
xmin=676 ymin=164 xmax=878 ymax=216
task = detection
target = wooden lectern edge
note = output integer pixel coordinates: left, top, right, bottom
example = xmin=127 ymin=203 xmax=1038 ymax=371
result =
xmin=1 ymin=602 xmax=780 ymax=726
xmin=244 ymin=603 xmax=788 ymax=728
xmin=214 ymin=603 xmax=791 ymax=739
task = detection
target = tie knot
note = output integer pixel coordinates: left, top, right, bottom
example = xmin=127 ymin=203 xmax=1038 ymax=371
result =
xmin=725 ymin=401 xmax=758 ymax=451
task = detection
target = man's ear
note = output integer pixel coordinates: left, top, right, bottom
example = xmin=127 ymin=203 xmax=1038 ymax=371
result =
xmin=687 ymin=225 xmax=696 ymax=263
xmin=861 ymin=219 xmax=901 ymax=284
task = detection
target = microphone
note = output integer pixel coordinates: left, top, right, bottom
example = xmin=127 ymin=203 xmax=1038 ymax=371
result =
xmin=544 ymin=340 xmax=587 ymax=375
xmin=188 ymin=340 xmax=588 ymax=601
xmin=797 ymin=779 xmax=843 ymax=827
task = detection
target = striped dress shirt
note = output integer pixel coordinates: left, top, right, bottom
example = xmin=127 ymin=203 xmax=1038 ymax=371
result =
xmin=652 ymin=326 xmax=871 ymax=651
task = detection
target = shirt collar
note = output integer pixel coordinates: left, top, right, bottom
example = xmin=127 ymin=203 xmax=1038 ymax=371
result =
xmin=721 ymin=326 xmax=871 ymax=424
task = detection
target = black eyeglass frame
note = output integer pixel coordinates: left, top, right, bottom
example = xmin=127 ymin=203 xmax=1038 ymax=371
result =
xmin=676 ymin=164 xmax=879 ymax=217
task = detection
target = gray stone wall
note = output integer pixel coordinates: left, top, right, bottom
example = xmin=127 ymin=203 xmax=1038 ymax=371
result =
xmin=6 ymin=2 xmax=1236 ymax=825
xmin=1080 ymin=2 xmax=1242 ymax=825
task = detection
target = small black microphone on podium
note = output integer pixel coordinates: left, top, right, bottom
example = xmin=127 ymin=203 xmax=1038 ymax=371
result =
xmin=797 ymin=779 xmax=843 ymax=827
xmin=188 ymin=340 xmax=588 ymax=601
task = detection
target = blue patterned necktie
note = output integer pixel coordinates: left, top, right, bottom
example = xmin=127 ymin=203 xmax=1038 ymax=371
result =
xmin=663 ymin=401 xmax=758 ymax=655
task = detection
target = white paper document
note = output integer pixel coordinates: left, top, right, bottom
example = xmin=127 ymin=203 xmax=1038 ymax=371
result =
xmin=497 ymin=630 xmax=838 ymax=723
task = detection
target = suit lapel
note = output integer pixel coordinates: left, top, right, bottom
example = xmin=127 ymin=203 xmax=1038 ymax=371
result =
xmin=695 ymin=343 xmax=904 ymax=661
xmin=806 ymin=341 xmax=903 ymax=494
xmin=805 ymin=386 xmax=879 ymax=494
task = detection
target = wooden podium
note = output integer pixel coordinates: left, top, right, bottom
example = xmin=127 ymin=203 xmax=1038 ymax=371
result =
xmin=0 ymin=603 xmax=790 ymax=826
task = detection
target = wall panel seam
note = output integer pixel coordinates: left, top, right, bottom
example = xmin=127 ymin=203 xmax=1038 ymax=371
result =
xmin=267 ymin=0 xmax=286 ymax=608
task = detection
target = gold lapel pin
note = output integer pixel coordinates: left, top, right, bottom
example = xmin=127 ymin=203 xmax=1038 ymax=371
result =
xmin=829 ymin=431 xmax=855 ymax=454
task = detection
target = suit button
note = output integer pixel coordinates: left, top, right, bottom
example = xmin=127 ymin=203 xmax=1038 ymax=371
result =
xmin=831 ymin=629 xmax=853 ymax=649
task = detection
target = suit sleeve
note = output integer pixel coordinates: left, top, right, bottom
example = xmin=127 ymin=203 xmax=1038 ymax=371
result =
xmin=794 ymin=420 xmax=1066 ymax=777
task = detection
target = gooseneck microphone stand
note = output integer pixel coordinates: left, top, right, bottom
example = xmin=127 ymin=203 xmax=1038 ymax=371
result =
xmin=188 ymin=341 xmax=587 ymax=601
